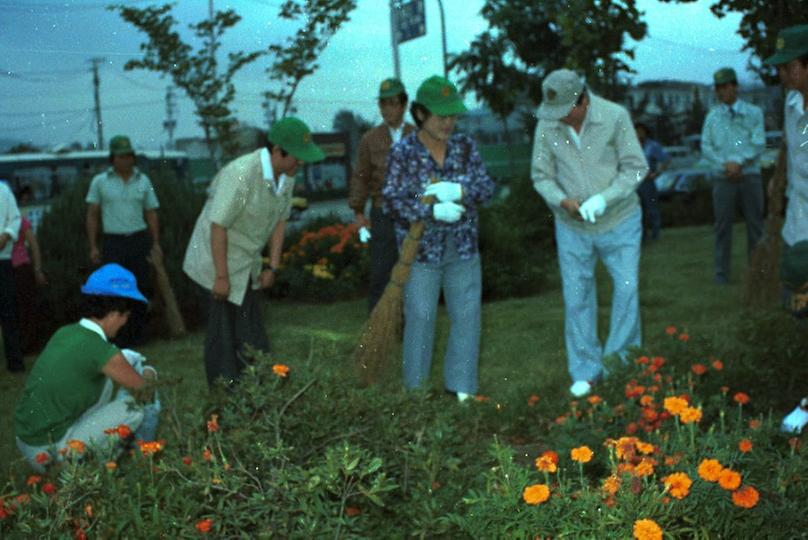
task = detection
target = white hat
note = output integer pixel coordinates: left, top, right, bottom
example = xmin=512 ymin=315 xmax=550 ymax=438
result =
xmin=537 ymin=69 xmax=586 ymax=121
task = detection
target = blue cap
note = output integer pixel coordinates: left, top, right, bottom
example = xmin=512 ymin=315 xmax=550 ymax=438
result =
xmin=81 ymin=263 xmax=148 ymax=303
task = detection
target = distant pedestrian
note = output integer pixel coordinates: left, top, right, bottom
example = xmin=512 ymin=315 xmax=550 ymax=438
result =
xmin=86 ymin=135 xmax=161 ymax=346
xmin=382 ymin=75 xmax=495 ymax=401
xmin=348 ymin=78 xmax=416 ymax=311
xmin=183 ymin=117 xmax=324 ymax=388
xmin=0 ymin=180 xmax=24 ymax=372
xmin=13 ymin=185 xmax=47 ymax=354
xmin=634 ymin=122 xmax=670 ymax=242
xmin=531 ymin=69 xmax=648 ymax=398
xmin=700 ymin=68 xmax=765 ymax=285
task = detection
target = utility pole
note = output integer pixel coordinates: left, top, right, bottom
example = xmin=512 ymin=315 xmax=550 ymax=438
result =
xmin=90 ymin=57 xmax=105 ymax=150
xmin=389 ymin=0 xmax=401 ymax=79
xmin=163 ymin=86 xmax=177 ymax=149
xmin=262 ymin=98 xmax=276 ymax=130
xmin=436 ymin=0 xmax=447 ymax=77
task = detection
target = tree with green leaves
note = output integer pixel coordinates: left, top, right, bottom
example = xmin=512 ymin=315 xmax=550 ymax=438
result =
xmin=265 ymin=0 xmax=357 ymax=118
xmin=332 ymin=109 xmax=373 ymax=161
xmin=111 ymin=3 xmax=262 ymax=164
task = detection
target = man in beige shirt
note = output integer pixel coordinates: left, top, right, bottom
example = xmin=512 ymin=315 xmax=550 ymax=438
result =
xmin=531 ymin=69 xmax=648 ymax=398
xmin=348 ymin=78 xmax=415 ymax=311
xmin=183 ymin=117 xmax=324 ymax=387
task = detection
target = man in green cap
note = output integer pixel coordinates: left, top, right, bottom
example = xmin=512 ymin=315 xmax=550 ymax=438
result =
xmin=85 ymin=135 xmax=160 ymax=347
xmin=347 ymin=78 xmax=415 ymax=311
xmin=700 ymin=67 xmax=765 ymax=285
xmin=183 ymin=117 xmax=324 ymax=387
xmin=763 ymin=25 xmax=808 ymax=433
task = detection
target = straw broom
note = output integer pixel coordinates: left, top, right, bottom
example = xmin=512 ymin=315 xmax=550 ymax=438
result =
xmin=354 ymin=185 xmax=437 ymax=386
xmin=744 ymin=143 xmax=787 ymax=308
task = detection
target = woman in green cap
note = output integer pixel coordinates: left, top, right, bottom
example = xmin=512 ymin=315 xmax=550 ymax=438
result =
xmin=382 ymin=75 xmax=495 ymax=401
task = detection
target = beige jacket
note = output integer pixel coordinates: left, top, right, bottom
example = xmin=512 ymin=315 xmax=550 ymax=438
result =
xmin=531 ymin=93 xmax=648 ymax=232
xmin=183 ymin=149 xmax=293 ymax=305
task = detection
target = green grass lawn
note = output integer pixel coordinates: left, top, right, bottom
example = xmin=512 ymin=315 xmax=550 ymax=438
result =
xmin=0 ymin=223 xmax=794 ymax=471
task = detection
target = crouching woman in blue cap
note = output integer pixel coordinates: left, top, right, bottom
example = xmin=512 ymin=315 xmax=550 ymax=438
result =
xmin=14 ymin=263 xmax=159 ymax=471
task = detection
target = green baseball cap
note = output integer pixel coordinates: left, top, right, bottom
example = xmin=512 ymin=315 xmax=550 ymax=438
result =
xmin=378 ymin=78 xmax=406 ymax=99
xmin=415 ymin=75 xmax=467 ymax=116
xmin=109 ymin=135 xmax=135 ymax=156
xmin=267 ymin=117 xmax=325 ymax=163
xmin=764 ymin=24 xmax=808 ymax=65
xmin=713 ymin=67 xmax=737 ymax=85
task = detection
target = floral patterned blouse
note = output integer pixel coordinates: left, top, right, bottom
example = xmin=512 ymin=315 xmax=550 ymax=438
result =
xmin=382 ymin=132 xmax=495 ymax=264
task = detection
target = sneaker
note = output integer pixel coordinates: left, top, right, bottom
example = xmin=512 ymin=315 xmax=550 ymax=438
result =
xmin=569 ymin=380 xmax=592 ymax=398
xmin=781 ymin=397 xmax=808 ymax=434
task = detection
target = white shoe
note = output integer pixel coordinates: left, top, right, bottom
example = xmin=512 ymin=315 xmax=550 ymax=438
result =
xmin=569 ymin=381 xmax=592 ymax=398
xmin=456 ymin=392 xmax=472 ymax=403
xmin=781 ymin=398 xmax=808 ymax=434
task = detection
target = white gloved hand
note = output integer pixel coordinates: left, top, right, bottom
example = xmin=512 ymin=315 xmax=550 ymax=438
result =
xmin=358 ymin=226 xmax=371 ymax=243
xmin=579 ymin=194 xmax=607 ymax=224
xmin=433 ymin=201 xmax=465 ymax=223
xmin=424 ymin=181 xmax=463 ymax=202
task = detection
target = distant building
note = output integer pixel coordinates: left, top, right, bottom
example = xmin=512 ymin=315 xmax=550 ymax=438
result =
xmin=456 ymin=106 xmax=533 ymax=145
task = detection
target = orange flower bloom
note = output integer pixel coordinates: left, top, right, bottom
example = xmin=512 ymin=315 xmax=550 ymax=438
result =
xmin=195 ymin=518 xmax=213 ymax=533
xmin=665 ymin=326 xmax=677 ymax=335
xmin=602 ymin=474 xmax=621 ymax=495
xmin=41 ymin=483 xmax=56 ymax=495
xmin=182 ymin=456 xmax=193 ymax=466
xmin=587 ymin=395 xmax=603 ymax=405
xmin=634 ymin=458 xmax=655 ymax=477
xmin=720 ymin=385 xmax=729 ymax=395
xmin=202 ymin=448 xmax=213 ymax=462
xmin=34 ymin=452 xmax=50 ymax=465
xmin=474 ymin=394 xmax=491 ymax=402
xmin=691 ymin=363 xmax=707 ymax=375
xmin=748 ymin=418 xmax=762 ymax=430
xmin=697 ymin=459 xmax=723 ymax=482
xmin=636 ymin=441 xmax=655 ymax=455
xmin=733 ymin=392 xmax=750 ymax=405
xmin=105 ymin=461 xmax=117 ymax=472
xmin=738 ymin=439 xmax=753 ymax=453
xmin=522 ymin=483 xmax=551 ymax=505
xmin=570 ymin=446 xmax=594 ymax=463
xmin=535 ymin=454 xmax=558 ymax=473
xmin=272 ymin=364 xmax=290 ymax=378
xmin=66 ymin=439 xmax=86 ymax=454
xmin=26 ymin=475 xmax=41 ymax=486
xmin=679 ymin=407 xmax=702 ymax=424
xmin=662 ymin=472 xmax=692 ymax=499
xmin=527 ymin=394 xmax=540 ymax=407
xmin=636 ymin=355 xmax=650 ymax=365
xmin=639 ymin=395 xmax=655 ymax=407
xmin=718 ymin=468 xmax=742 ymax=491
xmin=137 ymin=440 xmax=164 ymax=457
xmin=678 ymin=333 xmax=690 ymax=342
xmin=663 ymin=396 xmax=688 ymax=416
xmin=633 ymin=518 xmax=663 ymax=540
xmin=664 ymin=453 xmax=683 ymax=467
xmin=345 ymin=506 xmax=361 ymax=517
xmin=711 ymin=359 xmax=724 ymax=370
xmin=207 ymin=414 xmax=219 ymax=433
xmin=84 ymin=503 xmax=93 ymax=518
xmin=732 ymin=485 xmax=760 ymax=509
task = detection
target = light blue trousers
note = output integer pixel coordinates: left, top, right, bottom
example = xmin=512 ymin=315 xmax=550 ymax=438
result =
xmin=555 ymin=210 xmax=642 ymax=383
xmin=403 ymin=239 xmax=481 ymax=395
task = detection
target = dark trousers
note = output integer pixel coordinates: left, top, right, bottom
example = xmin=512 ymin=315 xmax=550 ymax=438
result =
xmin=13 ymin=263 xmax=39 ymax=353
xmin=0 ymin=260 xmax=24 ymax=370
xmin=712 ymin=174 xmax=764 ymax=281
xmin=637 ymin=177 xmax=661 ymax=240
xmin=368 ymin=207 xmax=399 ymax=312
xmin=103 ymin=230 xmax=152 ymax=347
xmin=203 ymin=286 xmax=270 ymax=388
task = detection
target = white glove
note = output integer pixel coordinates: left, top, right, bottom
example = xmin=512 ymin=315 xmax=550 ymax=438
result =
xmin=358 ymin=226 xmax=371 ymax=243
xmin=424 ymin=181 xmax=463 ymax=202
xmin=433 ymin=201 xmax=465 ymax=223
xmin=579 ymin=194 xmax=607 ymax=224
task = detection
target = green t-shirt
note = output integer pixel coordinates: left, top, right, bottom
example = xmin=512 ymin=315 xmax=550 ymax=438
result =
xmin=14 ymin=323 xmax=119 ymax=446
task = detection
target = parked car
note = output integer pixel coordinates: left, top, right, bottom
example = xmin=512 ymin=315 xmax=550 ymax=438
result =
xmin=655 ymin=168 xmax=716 ymax=198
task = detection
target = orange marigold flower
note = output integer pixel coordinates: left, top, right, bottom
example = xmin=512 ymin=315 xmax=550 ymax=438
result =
xmin=602 ymin=474 xmax=621 ymax=495
xmin=663 ymin=396 xmax=688 ymax=416
xmin=272 ymin=364 xmax=290 ymax=378
xmin=698 ymin=459 xmax=724 ymax=482
xmin=691 ymin=363 xmax=707 ymax=375
xmin=720 ymin=385 xmax=730 ymax=395
xmin=678 ymin=333 xmax=690 ymax=342
xmin=639 ymin=395 xmax=654 ymax=407
xmin=137 ymin=440 xmax=164 ymax=457
xmin=41 ymin=483 xmax=56 ymax=495
xmin=636 ymin=355 xmax=650 ymax=365
xmin=662 ymin=472 xmax=692 ymax=499
xmin=195 ymin=518 xmax=213 ymax=533
xmin=732 ymin=485 xmax=760 ymax=509
xmin=634 ymin=458 xmax=655 ymax=477
xmin=617 ymin=462 xmax=635 ymax=475
xmin=84 ymin=503 xmax=93 ymax=518
xmin=527 ymin=394 xmax=540 ymax=407
xmin=522 ymin=483 xmax=551 ymax=505
xmin=26 ymin=475 xmax=41 ymax=486
xmin=679 ymin=407 xmax=702 ymax=424
xmin=636 ymin=441 xmax=655 ymax=455
xmin=34 ymin=452 xmax=50 ymax=465
xmin=651 ymin=356 xmax=666 ymax=368
xmin=587 ymin=395 xmax=603 ymax=405
xmin=474 ymin=394 xmax=490 ymax=402
xmin=206 ymin=414 xmax=219 ymax=433
xmin=738 ymin=439 xmax=753 ymax=453
xmin=633 ymin=518 xmax=663 ymax=540
xmin=202 ymin=448 xmax=213 ymax=462
xmin=66 ymin=439 xmax=86 ymax=454
xmin=664 ymin=453 xmax=683 ymax=467
xmin=665 ymin=326 xmax=677 ymax=335
xmin=182 ymin=456 xmax=193 ymax=466
xmin=16 ymin=494 xmax=30 ymax=504
xmin=571 ymin=445 xmax=594 ymax=463
xmin=711 ymin=359 xmax=724 ymax=370
xmin=555 ymin=415 xmax=568 ymax=425
xmin=733 ymin=392 xmax=751 ymax=405
xmin=105 ymin=461 xmax=117 ymax=472
xmin=748 ymin=418 xmax=762 ymax=430
xmin=345 ymin=506 xmax=361 ymax=517
xmin=535 ymin=456 xmax=557 ymax=473
xmin=718 ymin=468 xmax=742 ymax=491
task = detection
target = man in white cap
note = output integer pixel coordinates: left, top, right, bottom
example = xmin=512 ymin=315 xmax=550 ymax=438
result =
xmin=531 ymin=69 xmax=648 ymax=398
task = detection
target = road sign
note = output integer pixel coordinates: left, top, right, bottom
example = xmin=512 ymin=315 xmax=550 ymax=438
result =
xmin=394 ymin=0 xmax=426 ymax=44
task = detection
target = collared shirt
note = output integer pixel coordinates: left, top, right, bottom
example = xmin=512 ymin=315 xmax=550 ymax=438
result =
xmin=85 ymin=167 xmax=160 ymax=235
xmin=348 ymin=122 xmax=415 ymax=212
xmin=389 ymin=123 xmax=405 ymax=144
xmin=0 ymin=181 xmax=21 ymax=260
xmin=642 ymin=139 xmax=670 ymax=174
xmin=783 ymin=90 xmax=808 ymax=246
xmin=531 ymin=93 xmax=649 ymax=232
xmin=382 ymin=132 xmax=495 ymax=264
xmin=79 ymin=318 xmax=107 ymax=341
xmin=183 ymin=149 xmax=294 ymax=306
xmin=700 ymin=99 xmax=765 ymax=175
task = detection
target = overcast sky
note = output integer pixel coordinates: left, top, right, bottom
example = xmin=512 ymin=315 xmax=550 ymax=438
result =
xmin=1 ymin=0 xmax=752 ymax=149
